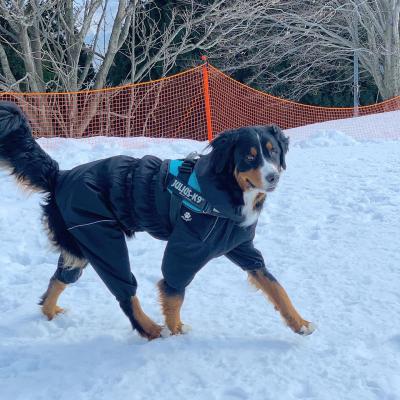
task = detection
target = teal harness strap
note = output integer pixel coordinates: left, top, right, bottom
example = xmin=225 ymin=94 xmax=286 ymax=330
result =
xmin=168 ymin=159 xmax=203 ymax=213
xmin=167 ymin=155 xmax=224 ymax=226
xmin=168 ymin=155 xmax=201 ymax=227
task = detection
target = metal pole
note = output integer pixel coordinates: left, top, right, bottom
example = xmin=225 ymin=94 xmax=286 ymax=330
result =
xmin=353 ymin=9 xmax=360 ymax=117
xmin=353 ymin=50 xmax=360 ymax=117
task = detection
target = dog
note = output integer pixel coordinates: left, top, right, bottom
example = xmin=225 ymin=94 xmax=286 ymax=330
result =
xmin=0 ymin=101 xmax=315 ymax=340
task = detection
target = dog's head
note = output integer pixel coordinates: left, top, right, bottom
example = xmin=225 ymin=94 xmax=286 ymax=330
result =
xmin=208 ymin=125 xmax=289 ymax=209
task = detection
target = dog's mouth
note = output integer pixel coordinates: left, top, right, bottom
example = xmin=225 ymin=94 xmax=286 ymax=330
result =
xmin=246 ymin=178 xmax=257 ymax=190
xmin=246 ymin=178 xmax=276 ymax=193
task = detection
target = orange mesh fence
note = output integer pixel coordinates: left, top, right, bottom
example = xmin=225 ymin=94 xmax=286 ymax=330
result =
xmin=0 ymin=66 xmax=207 ymax=141
xmin=207 ymin=65 xmax=400 ymax=141
xmin=1 ymin=62 xmax=400 ymax=141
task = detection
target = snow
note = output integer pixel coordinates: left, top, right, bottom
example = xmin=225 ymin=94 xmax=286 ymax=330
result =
xmin=1 ymin=116 xmax=400 ymax=400
xmin=295 ymin=130 xmax=359 ymax=148
xmin=288 ymin=109 xmax=400 ymax=142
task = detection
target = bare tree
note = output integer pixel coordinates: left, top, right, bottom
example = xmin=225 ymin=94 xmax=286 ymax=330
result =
xmin=112 ymin=0 xmax=272 ymax=84
xmin=0 ymin=0 xmax=271 ymax=92
xmin=210 ymin=0 xmax=400 ymax=101
xmin=0 ymin=0 xmax=136 ymax=92
xmin=0 ymin=0 xmax=137 ymax=135
xmin=0 ymin=0 xmax=272 ymax=136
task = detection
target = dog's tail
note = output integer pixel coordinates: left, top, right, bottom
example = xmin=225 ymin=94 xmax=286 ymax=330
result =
xmin=0 ymin=101 xmax=59 ymax=193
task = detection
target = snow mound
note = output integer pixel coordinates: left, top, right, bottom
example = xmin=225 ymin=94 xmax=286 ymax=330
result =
xmin=294 ymin=130 xmax=358 ymax=148
xmin=286 ymin=110 xmax=400 ymax=142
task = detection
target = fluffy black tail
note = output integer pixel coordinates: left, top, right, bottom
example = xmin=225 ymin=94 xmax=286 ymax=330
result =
xmin=0 ymin=101 xmax=59 ymax=192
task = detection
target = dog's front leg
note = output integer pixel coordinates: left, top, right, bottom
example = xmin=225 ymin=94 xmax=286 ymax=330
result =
xmin=248 ymin=267 xmax=315 ymax=335
xmin=158 ymin=279 xmax=187 ymax=335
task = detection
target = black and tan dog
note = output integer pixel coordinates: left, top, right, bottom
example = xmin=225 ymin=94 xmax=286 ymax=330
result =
xmin=0 ymin=101 xmax=315 ymax=340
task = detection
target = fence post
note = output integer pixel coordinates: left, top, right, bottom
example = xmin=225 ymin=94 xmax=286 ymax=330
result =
xmin=201 ymin=55 xmax=213 ymax=142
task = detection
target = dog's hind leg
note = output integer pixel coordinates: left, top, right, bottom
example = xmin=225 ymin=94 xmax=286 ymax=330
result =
xmin=248 ymin=267 xmax=316 ymax=336
xmin=66 ymin=221 xmax=162 ymax=340
xmin=40 ymin=277 xmax=66 ymax=320
xmin=39 ymin=253 xmax=87 ymax=320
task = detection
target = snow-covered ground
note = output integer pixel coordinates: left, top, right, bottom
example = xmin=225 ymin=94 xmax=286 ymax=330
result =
xmin=289 ymin=109 xmax=400 ymax=142
xmin=0 ymin=115 xmax=399 ymax=400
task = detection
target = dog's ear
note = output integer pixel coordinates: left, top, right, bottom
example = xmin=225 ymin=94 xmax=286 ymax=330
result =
xmin=271 ymin=125 xmax=289 ymax=170
xmin=208 ymin=129 xmax=238 ymax=174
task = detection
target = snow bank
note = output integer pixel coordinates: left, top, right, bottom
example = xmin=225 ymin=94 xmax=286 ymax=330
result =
xmin=293 ymin=130 xmax=359 ymax=148
xmin=287 ymin=109 xmax=400 ymax=142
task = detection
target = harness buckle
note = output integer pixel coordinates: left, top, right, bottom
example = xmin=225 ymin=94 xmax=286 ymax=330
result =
xmin=178 ymin=152 xmax=199 ymax=174
xmin=178 ymin=162 xmax=194 ymax=174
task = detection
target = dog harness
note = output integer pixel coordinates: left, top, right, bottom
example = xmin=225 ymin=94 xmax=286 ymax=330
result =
xmin=167 ymin=153 xmax=222 ymax=227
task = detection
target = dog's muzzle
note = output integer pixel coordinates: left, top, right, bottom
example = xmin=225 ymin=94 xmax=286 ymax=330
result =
xmin=265 ymin=172 xmax=279 ymax=192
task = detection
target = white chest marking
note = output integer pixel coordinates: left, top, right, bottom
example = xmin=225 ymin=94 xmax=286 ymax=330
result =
xmin=241 ymin=190 xmax=263 ymax=227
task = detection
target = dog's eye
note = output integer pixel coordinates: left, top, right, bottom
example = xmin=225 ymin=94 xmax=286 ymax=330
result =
xmin=266 ymin=141 xmax=277 ymax=155
xmin=246 ymin=154 xmax=255 ymax=162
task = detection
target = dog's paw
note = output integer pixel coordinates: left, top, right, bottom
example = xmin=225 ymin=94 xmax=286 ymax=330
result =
xmin=144 ymin=324 xmax=164 ymax=341
xmin=42 ymin=305 xmax=65 ymax=321
xmin=298 ymin=322 xmax=316 ymax=336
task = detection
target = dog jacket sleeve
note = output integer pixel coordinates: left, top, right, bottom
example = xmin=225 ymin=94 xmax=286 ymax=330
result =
xmin=53 ymin=254 xmax=85 ymax=284
xmin=161 ymin=220 xmax=213 ymax=291
xmin=161 ymin=190 xmax=231 ymax=291
xmin=67 ymin=218 xmax=138 ymax=302
xmin=225 ymin=240 xmax=265 ymax=271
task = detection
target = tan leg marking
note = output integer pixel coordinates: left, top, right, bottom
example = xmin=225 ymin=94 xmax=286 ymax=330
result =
xmin=131 ymin=296 xmax=162 ymax=340
xmin=158 ymin=283 xmax=184 ymax=335
xmin=41 ymin=279 xmax=66 ymax=320
xmin=248 ymin=269 xmax=312 ymax=334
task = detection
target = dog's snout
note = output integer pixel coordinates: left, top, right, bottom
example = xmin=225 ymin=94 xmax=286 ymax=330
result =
xmin=266 ymin=172 xmax=279 ymax=184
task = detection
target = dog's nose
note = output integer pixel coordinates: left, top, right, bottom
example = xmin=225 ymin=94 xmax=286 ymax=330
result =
xmin=266 ymin=172 xmax=279 ymax=184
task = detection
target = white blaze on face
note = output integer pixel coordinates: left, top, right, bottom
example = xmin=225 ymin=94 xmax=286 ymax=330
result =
xmin=260 ymin=134 xmax=280 ymax=191
xmin=261 ymin=158 xmax=279 ymax=190
xmin=258 ymin=135 xmax=279 ymax=191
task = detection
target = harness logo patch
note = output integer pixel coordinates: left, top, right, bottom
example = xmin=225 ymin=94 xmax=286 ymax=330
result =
xmin=182 ymin=211 xmax=192 ymax=222
xmin=170 ymin=178 xmax=205 ymax=205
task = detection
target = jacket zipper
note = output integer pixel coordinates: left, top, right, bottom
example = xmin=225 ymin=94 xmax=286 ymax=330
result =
xmin=202 ymin=217 xmax=219 ymax=242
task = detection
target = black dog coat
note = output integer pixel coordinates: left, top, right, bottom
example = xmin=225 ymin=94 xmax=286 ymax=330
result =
xmin=54 ymin=153 xmax=266 ymax=302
